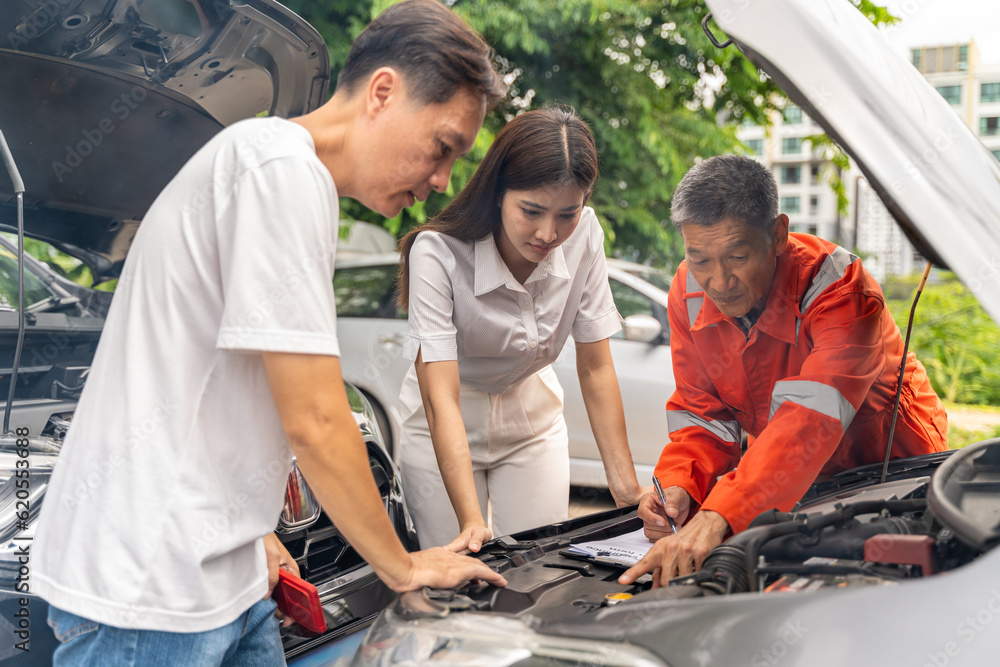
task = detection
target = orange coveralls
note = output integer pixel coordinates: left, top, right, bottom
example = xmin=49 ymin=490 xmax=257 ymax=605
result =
xmin=654 ymin=233 xmax=948 ymax=533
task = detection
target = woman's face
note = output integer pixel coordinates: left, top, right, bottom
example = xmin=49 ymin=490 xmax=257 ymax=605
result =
xmin=496 ymin=185 xmax=588 ymax=277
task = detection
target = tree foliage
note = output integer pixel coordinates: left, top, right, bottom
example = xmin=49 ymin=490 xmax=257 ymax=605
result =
xmin=276 ymin=1 xmax=898 ymax=267
xmin=887 ymin=274 xmax=1000 ymax=406
xmin=282 ymin=0 xmax=785 ymax=267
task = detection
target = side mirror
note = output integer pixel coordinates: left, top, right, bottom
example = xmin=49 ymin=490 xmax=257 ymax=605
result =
xmin=623 ymin=314 xmax=662 ymax=344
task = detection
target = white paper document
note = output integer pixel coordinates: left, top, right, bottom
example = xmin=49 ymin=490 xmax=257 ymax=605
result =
xmin=564 ymin=528 xmax=654 ymax=567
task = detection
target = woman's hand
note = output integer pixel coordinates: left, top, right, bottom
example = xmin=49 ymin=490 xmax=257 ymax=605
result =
xmin=611 ymin=483 xmax=654 ymax=508
xmin=444 ymin=522 xmax=493 ymax=553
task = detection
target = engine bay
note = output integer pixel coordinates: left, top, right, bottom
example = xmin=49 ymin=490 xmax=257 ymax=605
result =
xmin=398 ymin=439 xmax=999 ymax=625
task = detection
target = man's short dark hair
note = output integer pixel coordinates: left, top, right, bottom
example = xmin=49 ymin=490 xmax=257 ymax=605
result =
xmin=670 ymin=154 xmax=779 ymax=234
xmin=336 ymin=0 xmax=506 ymax=110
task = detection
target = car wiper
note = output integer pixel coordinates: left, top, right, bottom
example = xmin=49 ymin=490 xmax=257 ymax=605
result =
xmin=26 ymin=295 xmax=81 ymax=314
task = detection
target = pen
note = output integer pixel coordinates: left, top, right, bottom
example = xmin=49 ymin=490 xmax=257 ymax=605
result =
xmin=651 ymin=476 xmax=678 ymax=533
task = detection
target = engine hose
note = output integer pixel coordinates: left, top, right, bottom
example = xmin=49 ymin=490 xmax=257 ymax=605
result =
xmin=700 ymin=497 xmax=928 ymax=592
xmin=698 ymin=544 xmax=750 ymax=595
xmin=746 ymin=498 xmax=927 ymax=590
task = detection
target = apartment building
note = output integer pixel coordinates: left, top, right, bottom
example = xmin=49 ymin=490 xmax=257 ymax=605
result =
xmin=737 ymin=39 xmax=999 ymax=283
xmin=913 ymin=41 xmax=1000 ymax=161
xmin=736 ymin=106 xmax=852 ymax=245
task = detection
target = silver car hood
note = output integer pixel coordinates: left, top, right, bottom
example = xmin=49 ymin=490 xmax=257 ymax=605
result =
xmin=0 ymin=0 xmax=330 ymax=280
xmin=707 ymin=0 xmax=1000 ymax=323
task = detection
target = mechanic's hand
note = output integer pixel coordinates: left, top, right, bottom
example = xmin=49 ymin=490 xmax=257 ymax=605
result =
xmin=638 ymin=486 xmax=691 ymax=541
xmin=445 ymin=522 xmax=493 ymax=553
xmin=263 ymin=532 xmax=300 ymax=627
xmin=618 ymin=510 xmax=730 ymax=588
xmin=395 ymin=548 xmax=507 ymax=592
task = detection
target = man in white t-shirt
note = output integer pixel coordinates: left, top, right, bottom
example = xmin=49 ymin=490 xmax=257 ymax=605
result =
xmin=34 ymin=1 xmax=507 ymax=664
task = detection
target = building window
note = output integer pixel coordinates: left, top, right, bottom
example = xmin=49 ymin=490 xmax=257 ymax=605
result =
xmin=782 ymin=106 xmax=803 ymax=125
xmin=936 ymin=85 xmax=961 ymax=105
xmin=810 ymin=195 xmax=820 ymax=215
xmin=993 ymin=149 xmax=1000 ymax=162
xmin=781 ymin=196 xmax=801 ymax=213
xmin=983 ymin=83 xmax=1000 ymax=103
xmin=810 ymin=164 xmax=822 ymax=184
xmin=744 ymin=138 xmax=763 ymax=155
xmin=981 ymin=117 xmax=1000 ymax=136
xmin=958 ymin=45 xmax=968 ymax=71
xmin=925 ymin=48 xmax=938 ymax=74
xmin=911 ymin=49 xmax=921 ymax=70
xmin=806 ymin=224 xmax=818 ymax=235
xmin=781 ymin=165 xmax=801 ymax=184
xmin=782 ymin=137 xmax=803 ymax=154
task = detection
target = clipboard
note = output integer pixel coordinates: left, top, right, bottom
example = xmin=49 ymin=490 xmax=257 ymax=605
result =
xmin=558 ymin=527 xmax=654 ymax=569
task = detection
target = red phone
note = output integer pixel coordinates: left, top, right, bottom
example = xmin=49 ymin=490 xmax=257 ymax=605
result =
xmin=272 ymin=568 xmax=328 ymax=634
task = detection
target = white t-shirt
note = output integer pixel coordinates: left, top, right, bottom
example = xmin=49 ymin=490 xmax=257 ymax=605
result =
xmin=403 ymin=207 xmax=621 ymax=395
xmin=34 ymin=117 xmax=341 ymax=632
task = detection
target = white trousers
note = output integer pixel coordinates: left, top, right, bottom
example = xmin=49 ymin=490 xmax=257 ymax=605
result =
xmin=398 ymin=364 xmax=570 ymax=549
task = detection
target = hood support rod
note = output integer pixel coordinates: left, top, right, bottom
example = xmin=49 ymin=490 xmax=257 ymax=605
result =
xmin=0 ymin=130 xmax=26 ymax=435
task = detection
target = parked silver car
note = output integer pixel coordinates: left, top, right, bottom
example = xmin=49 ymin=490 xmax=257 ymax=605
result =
xmin=333 ymin=253 xmax=675 ymax=487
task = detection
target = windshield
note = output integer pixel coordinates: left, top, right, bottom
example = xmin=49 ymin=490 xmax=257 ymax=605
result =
xmin=629 ymin=268 xmax=672 ymax=293
xmin=0 ymin=248 xmax=57 ymax=311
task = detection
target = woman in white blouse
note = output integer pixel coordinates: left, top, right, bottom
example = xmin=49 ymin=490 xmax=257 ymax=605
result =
xmin=396 ymin=107 xmax=648 ymax=551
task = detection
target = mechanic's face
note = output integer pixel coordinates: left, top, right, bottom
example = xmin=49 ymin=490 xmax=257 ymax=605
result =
xmin=365 ymin=83 xmax=485 ymax=218
xmin=496 ymin=185 xmax=587 ymax=278
xmin=682 ymin=215 xmax=788 ymax=318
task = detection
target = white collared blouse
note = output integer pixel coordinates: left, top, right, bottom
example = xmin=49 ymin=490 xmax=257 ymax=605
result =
xmin=403 ymin=207 xmax=622 ymax=395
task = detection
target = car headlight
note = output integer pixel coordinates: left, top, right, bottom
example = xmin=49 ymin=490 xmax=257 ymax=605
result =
xmin=0 ymin=435 xmax=60 ymax=589
xmin=353 ymin=606 xmax=667 ymax=667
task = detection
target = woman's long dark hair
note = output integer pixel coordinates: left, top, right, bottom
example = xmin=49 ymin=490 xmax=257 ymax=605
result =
xmin=397 ymin=106 xmax=598 ymax=310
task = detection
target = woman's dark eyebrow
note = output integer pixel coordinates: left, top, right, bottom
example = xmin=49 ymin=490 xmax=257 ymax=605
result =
xmin=518 ymin=199 xmax=583 ymax=212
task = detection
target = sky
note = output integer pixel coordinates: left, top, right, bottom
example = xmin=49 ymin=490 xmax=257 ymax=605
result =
xmin=880 ymin=0 xmax=1000 ymax=64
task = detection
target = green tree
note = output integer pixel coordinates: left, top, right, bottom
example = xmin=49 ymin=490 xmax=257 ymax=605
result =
xmin=279 ymin=0 xmax=895 ymax=267
xmin=283 ymin=0 xmax=783 ymax=266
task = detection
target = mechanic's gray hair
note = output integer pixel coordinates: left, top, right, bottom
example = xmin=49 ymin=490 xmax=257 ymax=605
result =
xmin=670 ymin=154 xmax=778 ymax=234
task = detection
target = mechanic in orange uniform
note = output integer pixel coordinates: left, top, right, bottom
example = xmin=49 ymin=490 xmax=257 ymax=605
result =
xmin=619 ymin=155 xmax=948 ymax=588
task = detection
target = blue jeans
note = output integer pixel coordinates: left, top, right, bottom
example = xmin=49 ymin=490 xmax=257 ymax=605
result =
xmin=47 ymin=598 xmax=285 ymax=666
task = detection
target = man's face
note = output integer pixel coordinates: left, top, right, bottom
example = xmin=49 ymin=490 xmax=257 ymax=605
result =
xmin=681 ymin=216 xmax=788 ymax=318
xmin=364 ymin=84 xmax=486 ymax=218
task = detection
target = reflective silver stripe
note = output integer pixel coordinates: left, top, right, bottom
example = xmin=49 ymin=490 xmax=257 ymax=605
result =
xmin=668 ymin=410 xmax=740 ymax=443
xmin=685 ymin=270 xmax=704 ymax=326
xmin=800 ymin=246 xmax=859 ymax=313
xmin=769 ymin=380 xmax=857 ymax=431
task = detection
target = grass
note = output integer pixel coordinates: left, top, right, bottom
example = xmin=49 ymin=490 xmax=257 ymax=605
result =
xmin=947 ymin=424 xmax=1000 ymax=450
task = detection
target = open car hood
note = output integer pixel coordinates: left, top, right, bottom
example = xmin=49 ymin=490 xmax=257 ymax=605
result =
xmin=706 ymin=0 xmax=1000 ymax=324
xmin=0 ymin=0 xmax=330 ymax=281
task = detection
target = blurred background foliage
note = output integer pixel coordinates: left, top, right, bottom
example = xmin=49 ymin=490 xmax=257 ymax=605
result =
xmin=886 ymin=273 xmax=1000 ymax=407
xmin=282 ymin=0 xmax=894 ymax=269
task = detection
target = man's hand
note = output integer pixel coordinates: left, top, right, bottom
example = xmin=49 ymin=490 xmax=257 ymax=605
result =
xmin=263 ymin=533 xmax=300 ymax=627
xmin=395 ymin=548 xmax=507 ymax=592
xmin=638 ymin=485 xmax=691 ymax=541
xmin=445 ymin=523 xmax=493 ymax=553
xmin=619 ymin=510 xmax=731 ymax=588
